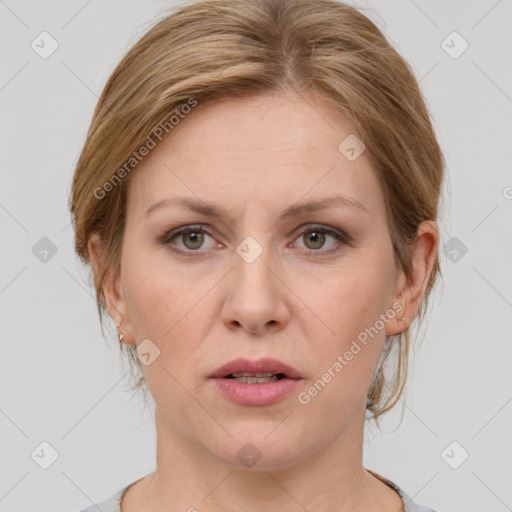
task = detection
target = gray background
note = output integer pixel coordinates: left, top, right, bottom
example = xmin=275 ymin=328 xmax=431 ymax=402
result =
xmin=1 ymin=0 xmax=511 ymax=511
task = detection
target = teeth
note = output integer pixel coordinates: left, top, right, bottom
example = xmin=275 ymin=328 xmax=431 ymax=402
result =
xmin=231 ymin=375 xmax=279 ymax=384
xmin=231 ymin=372 xmax=277 ymax=377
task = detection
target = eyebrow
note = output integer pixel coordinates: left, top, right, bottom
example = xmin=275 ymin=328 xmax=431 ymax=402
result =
xmin=145 ymin=195 xmax=369 ymax=223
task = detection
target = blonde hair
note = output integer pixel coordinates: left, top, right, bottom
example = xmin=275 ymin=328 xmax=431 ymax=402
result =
xmin=69 ymin=0 xmax=445 ymax=419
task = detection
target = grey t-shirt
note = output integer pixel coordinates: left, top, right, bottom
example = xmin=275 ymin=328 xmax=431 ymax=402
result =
xmin=78 ymin=476 xmax=438 ymax=512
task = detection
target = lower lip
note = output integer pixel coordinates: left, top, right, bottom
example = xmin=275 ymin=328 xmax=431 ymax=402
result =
xmin=211 ymin=377 xmax=303 ymax=405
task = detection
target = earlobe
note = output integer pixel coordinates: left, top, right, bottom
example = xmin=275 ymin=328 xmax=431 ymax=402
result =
xmin=385 ymin=220 xmax=439 ymax=336
xmin=88 ymin=233 xmax=118 ymax=320
xmin=384 ymin=265 xmax=408 ymax=336
xmin=87 ymin=233 xmax=133 ymax=343
xmin=103 ymin=268 xmax=133 ymax=343
xmin=104 ymin=273 xmax=124 ymax=327
xmin=384 ymin=300 xmax=407 ymax=336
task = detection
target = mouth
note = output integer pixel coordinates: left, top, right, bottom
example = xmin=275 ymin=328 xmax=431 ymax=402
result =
xmin=209 ymin=357 xmax=303 ymax=381
xmin=209 ymin=358 xmax=304 ymax=405
xmin=210 ymin=368 xmax=303 ymax=406
xmin=224 ymin=372 xmax=288 ymax=384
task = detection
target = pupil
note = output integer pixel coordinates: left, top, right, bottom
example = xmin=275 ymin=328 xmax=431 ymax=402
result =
xmin=184 ymin=231 xmax=203 ymax=249
xmin=305 ymin=231 xmax=325 ymax=249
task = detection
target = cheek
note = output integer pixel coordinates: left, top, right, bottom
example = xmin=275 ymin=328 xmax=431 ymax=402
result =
xmin=121 ymin=268 xmax=204 ymax=425
xmin=120 ymin=245 xmax=215 ymax=382
xmin=293 ymin=251 xmax=394 ymax=408
xmin=121 ymin=240 xmax=198 ymax=337
xmin=298 ymin=251 xmax=395 ymax=346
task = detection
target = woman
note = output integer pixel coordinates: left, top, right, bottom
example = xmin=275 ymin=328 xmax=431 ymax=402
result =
xmin=70 ymin=0 xmax=444 ymax=510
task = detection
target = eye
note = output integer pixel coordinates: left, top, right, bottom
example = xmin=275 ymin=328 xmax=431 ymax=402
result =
xmin=292 ymin=225 xmax=348 ymax=255
xmin=161 ymin=225 xmax=219 ymax=256
xmin=158 ymin=224 xmax=350 ymax=258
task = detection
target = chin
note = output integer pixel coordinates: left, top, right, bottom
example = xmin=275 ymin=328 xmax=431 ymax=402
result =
xmin=206 ymin=430 xmax=309 ymax=471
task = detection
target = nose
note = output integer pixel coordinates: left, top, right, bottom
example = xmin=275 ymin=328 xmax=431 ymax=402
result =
xmin=220 ymin=242 xmax=290 ymax=336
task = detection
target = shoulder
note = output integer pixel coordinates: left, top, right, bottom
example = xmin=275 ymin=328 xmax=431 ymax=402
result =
xmin=76 ymin=485 xmax=128 ymax=512
xmin=76 ymin=472 xmax=151 ymax=512
xmin=398 ymin=487 xmax=439 ymax=512
xmin=367 ymin=470 xmax=439 ymax=512
xmin=78 ymin=474 xmax=441 ymax=512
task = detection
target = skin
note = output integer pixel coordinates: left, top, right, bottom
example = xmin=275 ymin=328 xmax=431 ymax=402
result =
xmin=89 ymin=91 xmax=439 ymax=512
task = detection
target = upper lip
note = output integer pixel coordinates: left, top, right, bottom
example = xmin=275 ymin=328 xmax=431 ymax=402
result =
xmin=209 ymin=357 xmax=303 ymax=379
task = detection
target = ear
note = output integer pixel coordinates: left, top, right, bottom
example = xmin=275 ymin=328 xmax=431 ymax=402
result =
xmin=385 ymin=220 xmax=439 ymax=336
xmin=88 ymin=233 xmax=135 ymax=345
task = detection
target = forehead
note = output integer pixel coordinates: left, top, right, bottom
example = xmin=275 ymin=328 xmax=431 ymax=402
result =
xmin=127 ymin=93 xmax=384 ymax=220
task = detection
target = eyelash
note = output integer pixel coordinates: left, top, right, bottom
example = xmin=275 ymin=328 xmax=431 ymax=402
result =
xmin=157 ymin=224 xmax=351 ymax=258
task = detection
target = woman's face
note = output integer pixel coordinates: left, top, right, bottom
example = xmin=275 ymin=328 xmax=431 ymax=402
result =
xmin=104 ymin=92 xmax=412 ymax=469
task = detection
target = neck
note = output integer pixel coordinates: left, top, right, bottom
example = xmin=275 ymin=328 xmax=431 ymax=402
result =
xmin=127 ymin=405 xmax=401 ymax=512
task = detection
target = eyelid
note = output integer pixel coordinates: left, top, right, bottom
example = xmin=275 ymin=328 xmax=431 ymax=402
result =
xmin=291 ymin=224 xmax=350 ymax=256
xmin=293 ymin=224 xmax=351 ymax=243
xmin=158 ymin=223 xmax=351 ymax=256
xmin=160 ymin=224 xmax=218 ymax=249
